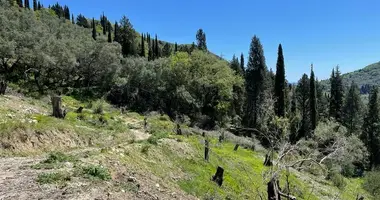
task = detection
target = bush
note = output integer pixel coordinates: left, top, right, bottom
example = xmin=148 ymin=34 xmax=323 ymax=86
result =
xmin=147 ymin=132 xmax=168 ymax=145
xmin=44 ymin=152 xmax=77 ymax=164
xmin=92 ymin=100 xmax=105 ymax=114
xmin=79 ymin=165 xmax=111 ymax=180
xmin=141 ymin=143 xmax=151 ymax=154
xmin=327 ymin=170 xmax=346 ymax=190
xmin=363 ymin=171 xmax=380 ymax=197
xmin=37 ymin=172 xmax=71 ymax=184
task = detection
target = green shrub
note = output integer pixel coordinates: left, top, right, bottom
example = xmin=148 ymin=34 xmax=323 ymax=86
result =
xmin=147 ymin=132 xmax=168 ymax=145
xmin=44 ymin=152 xmax=77 ymax=164
xmin=327 ymin=170 xmax=346 ymax=190
xmin=79 ymin=165 xmax=111 ymax=180
xmin=93 ymin=100 xmax=105 ymax=114
xmin=363 ymin=171 xmax=380 ymax=197
xmin=37 ymin=172 xmax=71 ymax=184
xmin=141 ymin=143 xmax=151 ymax=154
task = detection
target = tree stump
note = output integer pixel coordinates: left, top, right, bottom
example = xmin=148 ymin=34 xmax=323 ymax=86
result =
xmin=267 ymin=178 xmax=281 ymax=200
xmin=204 ymin=140 xmax=209 ymax=161
xmin=0 ymin=80 xmax=7 ymax=95
xmin=264 ymin=153 xmax=273 ymax=166
xmin=356 ymin=195 xmax=364 ymax=200
xmin=234 ymin=144 xmax=239 ymax=151
xmin=212 ymin=166 xmax=224 ymax=186
xmin=51 ymin=96 xmax=65 ymax=118
xmin=176 ymin=123 xmax=182 ymax=135
xmin=202 ymin=132 xmax=206 ymax=137
xmin=76 ymin=107 xmax=84 ymax=113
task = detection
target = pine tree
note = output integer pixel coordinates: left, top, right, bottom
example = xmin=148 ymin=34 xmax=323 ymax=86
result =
xmin=296 ymin=74 xmax=311 ymax=139
xmin=25 ymin=0 xmax=30 ymax=9
xmin=274 ymin=44 xmax=286 ymax=117
xmin=310 ymin=65 xmax=317 ymax=130
xmin=174 ymin=42 xmax=178 ymax=53
xmin=342 ymin=81 xmax=363 ymax=134
xmin=37 ymin=1 xmax=41 ymax=10
xmin=108 ymin=23 xmax=112 ymax=43
xmin=119 ymin=16 xmax=136 ymax=56
xmin=196 ymin=29 xmax=207 ymax=51
xmin=63 ymin=6 xmax=70 ymax=20
xmin=230 ymin=55 xmax=241 ymax=75
xmin=329 ymin=68 xmax=336 ymax=118
xmin=92 ymin=18 xmax=97 ymax=40
xmin=243 ymin=36 xmax=267 ymax=128
xmin=76 ymin=14 xmax=89 ymax=28
xmin=101 ymin=13 xmax=107 ymax=35
xmin=240 ymin=53 xmax=245 ymax=75
xmin=33 ymin=0 xmax=37 ymax=10
xmin=140 ymin=34 xmax=145 ymax=57
xmin=362 ymin=87 xmax=380 ymax=169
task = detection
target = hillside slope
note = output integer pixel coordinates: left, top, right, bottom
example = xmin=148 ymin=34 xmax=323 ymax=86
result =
xmin=0 ymin=92 xmax=373 ymax=200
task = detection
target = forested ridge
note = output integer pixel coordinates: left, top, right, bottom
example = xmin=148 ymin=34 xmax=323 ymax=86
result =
xmin=1 ymin=0 xmax=380 ymax=199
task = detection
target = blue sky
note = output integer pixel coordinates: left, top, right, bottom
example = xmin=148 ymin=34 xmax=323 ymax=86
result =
xmin=42 ymin=0 xmax=380 ymax=82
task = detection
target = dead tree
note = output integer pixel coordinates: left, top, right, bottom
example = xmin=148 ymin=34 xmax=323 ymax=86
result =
xmin=51 ymin=96 xmax=65 ymax=118
xmin=76 ymin=106 xmax=84 ymax=113
xmin=204 ymin=140 xmax=209 ymax=161
xmin=212 ymin=166 xmax=224 ymax=186
xmin=267 ymin=178 xmax=296 ymax=200
xmin=144 ymin=117 xmax=148 ymax=130
xmin=0 ymin=80 xmax=6 ymax=95
xmin=234 ymin=144 xmax=239 ymax=151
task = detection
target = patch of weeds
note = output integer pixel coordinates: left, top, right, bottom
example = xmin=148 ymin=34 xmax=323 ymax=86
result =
xmin=77 ymin=165 xmax=111 ymax=180
xmin=327 ymin=170 xmax=347 ymax=190
xmin=147 ymin=131 xmax=169 ymax=145
xmin=141 ymin=143 xmax=151 ymax=154
xmin=32 ymin=151 xmax=78 ymax=169
xmin=37 ymin=172 xmax=71 ymax=184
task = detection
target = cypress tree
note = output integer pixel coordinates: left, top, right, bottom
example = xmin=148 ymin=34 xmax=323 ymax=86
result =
xmin=274 ymin=44 xmax=286 ymax=117
xmin=102 ymin=13 xmax=107 ymax=35
xmin=71 ymin=14 xmax=75 ymax=24
xmin=240 ymin=53 xmax=245 ymax=75
xmin=230 ymin=55 xmax=241 ymax=74
xmin=92 ymin=18 xmax=97 ymax=40
xmin=329 ymin=68 xmax=336 ymax=118
xmin=296 ymin=74 xmax=311 ymax=139
xmin=196 ymin=29 xmax=207 ymax=51
xmin=64 ymin=6 xmax=70 ymax=20
xmin=174 ymin=42 xmax=178 ymax=52
xmin=343 ymin=81 xmax=363 ymax=134
xmin=108 ymin=23 xmax=112 ymax=43
xmin=17 ymin=0 xmax=23 ymax=7
xmin=114 ymin=22 xmax=120 ymax=43
xmin=25 ymin=0 xmax=30 ymax=9
xmin=310 ymin=65 xmax=317 ymax=130
xmin=329 ymin=66 xmax=344 ymax=122
xmin=162 ymin=43 xmax=171 ymax=57
xmin=155 ymin=34 xmax=159 ymax=58
xmin=140 ymin=34 xmax=145 ymax=57
xmin=37 ymin=1 xmax=41 ymax=10
xmin=362 ymin=87 xmax=380 ymax=169
xmin=33 ymin=0 xmax=37 ymax=10
xmin=243 ymin=35 xmax=267 ymax=128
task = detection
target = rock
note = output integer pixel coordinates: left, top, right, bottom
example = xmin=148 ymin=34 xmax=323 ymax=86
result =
xmin=127 ymin=176 xmax=137 ymax=182
xmin=155 ymin=183 xmax=160 ymax=188
xmin=171 ymin=192 xmax=177 ymax=198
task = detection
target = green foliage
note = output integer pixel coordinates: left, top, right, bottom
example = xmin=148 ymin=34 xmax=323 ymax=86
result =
xmin=32 ymin=151 xmax=78 ymax=169
xmin=141 ymin=143 xmax=151 ymax=154
xmin=196 ymin=29 xmax=207 ymax=51
xmin=343 ymin=81 xmax=363 ymax=134
xmin=329 ymin=66 xmax=344 ymax=122
xmin=147 ymin=131 xmax=169 ymax=145
xmin=37 ymin=172 xmax=71 ymax=184
xmin=327 ymin=170 xmax=347 ymax=190
xmin=78 ymin=165 xmax=111 ymax=180
xmin=295 ymin=74 xmax=311 ymax=139
xmin=363 ymin=171 xmax=380 ymax=197
xmin=310 ymin=67 xmax=317 ymax=130
xmin=274 ymin=44 xmax=286 ymax=118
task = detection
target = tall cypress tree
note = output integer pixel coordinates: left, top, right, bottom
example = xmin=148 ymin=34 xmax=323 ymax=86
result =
xmin=92 ymin=18 xmax=97 ymax=40
xmin=155 ymin=34 xmax=159 ymax=58
xmin=343 ymin=81 xmax=363 ymax=134
xmin=102 ymin=13 xmax=107 ymax=35
xmin=140 ymin=34 xmax=145 ymax=57
xmin=196 ymin=29 xmax=207 ymax=51
xmin=174 ymin=42 xmax=178 ymax=53
xmin=33 ymin=0 xmax=37 ymax=10
xmin=329 ymin=68 xmax=336 ymax=118
xmin=162 ymin=43 xmax=171 ymax=57
xmin=63 ymin=6 xmax=70 ymax=20
xmin=108 ymin=23 xmax=112 ymax=43
xmin=329 ymin=66 xmax=344 ymax=122
xmin=310 ymin=65 xmax=317 ymax=130
xmin=114 ymin=22 xmax=120 ymax=43
xmin=296 ymin=74 xmax=311 ymax=139
xmin=71 ymin=14 xmax=75 ymax=24
xmin=240 ymin=53 xmax=245 ymax=75
xmin=230 ymin=55 xmax=241 ymax=74
xmin=37 ymin=1 xmax=41 ymax=9
xmin=362 ymin=87 xmax=380 ymax=169
xmin=274 ymin=44 xmax=286 ymax=117
xmin=243 ymin=35 xmax=267 ymax=128
xmin=25 ymin=0 xmax=30 ymax=9
xmin=17 ymin=0 xmax=23 ymax=7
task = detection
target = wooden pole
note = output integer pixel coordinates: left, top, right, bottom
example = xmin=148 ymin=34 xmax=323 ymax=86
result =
xmin=212 ymin=166 xmax=224 ymax=186
xmin=205 ymin=140 xmax=209 ymax=161
xmin=51 ymin=96 xmax=65 ymax=118
xmin=234 ymin=144 xmax=239 ymax=151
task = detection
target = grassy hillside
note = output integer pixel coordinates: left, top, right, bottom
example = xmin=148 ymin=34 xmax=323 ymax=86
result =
xmin=0 ymin=91 xmax=373 ymax=200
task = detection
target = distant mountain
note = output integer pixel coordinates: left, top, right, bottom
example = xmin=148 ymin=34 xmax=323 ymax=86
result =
xmin=321 ymin=62 xmax=380 ymax=93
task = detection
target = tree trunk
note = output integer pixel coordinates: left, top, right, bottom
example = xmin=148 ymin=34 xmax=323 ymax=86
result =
xmin=0 ymin=80 xmax=7 ymax=95
xmin=51 ymin=96 xmax=65 ymax=118
xmin=234 ymin=144 xmax=239 ymax=151
xmin=176 ymin=123 xmax=182 ymax=135
xmin=264 ymin=153 xmax=273 ymax=166
xmin=205 ymin=140 xmax=209 ymax=161
xmin=202 ymin=132 xmax=206 ymax=137
xmin=76 ymin=106 xmax=84 ymax=113
xmin=212 ymin=166 xmax=224 ymax=186
xmin=268 ymin=178 xmax=296 ymax=200
xmin=144 ymin=117 xmax=148 ymax=130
